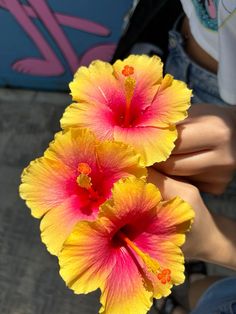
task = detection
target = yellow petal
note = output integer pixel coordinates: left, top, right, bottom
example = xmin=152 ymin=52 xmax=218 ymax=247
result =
xmin=155 ymin=241 xmax=185 ymax=289
xmin=59 ymin=221 xmax=115 ymax=294
xmin=114 ymin=125 xmax=178 ymax=166
xmin=44 ymin=128 xmax=97 ymax=167
xmin=156 ymin=196 xmax=195 ymax=247
xmin=97 ymin=140 xmax=147 ymax=179
xmin=40 ymin=196 xmax=90 ymax=256
xmin=151 ymin=77 xmax=192 ymax=127
xmin=60 ymin=103 xmax=115 ymax=140
xmin=113 ymin=54 xmax=163 ymax=87
xmin=19 ymin=157 xmax=72 ymax=218
xmin=70 ymin=60 xmax=123 ymax=106
xmin=99 ymin=253 xmax=153 ymax=314
xmin=111 ymin=178 xmax=162 ymax=216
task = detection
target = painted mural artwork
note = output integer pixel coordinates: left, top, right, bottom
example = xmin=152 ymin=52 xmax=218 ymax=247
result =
xmin=0 ymin=0 xmax=133 ymax=90
xmin=191 ymin=0 xmax=236 ymax=31
xmin=192 ymin=0 xmax=219 ymax=30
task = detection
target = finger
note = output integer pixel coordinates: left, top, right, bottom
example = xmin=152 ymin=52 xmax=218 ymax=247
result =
xmin=148 ymin=168 xmax=199 ymax=205
xmin=190 ymin=168 xmax=234 ymax=184
xmin=191 ymin=181 xmax=228 ymax=195
xmin=154 ymin=151 xmax=216 ymax=176
xmin=148 ymin=168 xmax=182 ymax=199
xmin=173 ymin=103 xmax=229 ymax=154
xmin=178 ymin=103 xmax=218 ymax=123
xmin=172 ymin=123 xmax=216 ymax=155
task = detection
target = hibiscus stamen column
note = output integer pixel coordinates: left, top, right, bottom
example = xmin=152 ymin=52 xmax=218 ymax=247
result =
xmin=117 ymin=230 xmax=172 ymax=284
xmin=77 ymin=162 xmax=99 ymax=200
xmin=122 ymin=65 xmax=136 ymax=127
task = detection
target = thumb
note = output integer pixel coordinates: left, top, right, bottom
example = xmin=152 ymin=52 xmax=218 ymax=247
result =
xmin=147 ymin=168 xmax=199 ymax=207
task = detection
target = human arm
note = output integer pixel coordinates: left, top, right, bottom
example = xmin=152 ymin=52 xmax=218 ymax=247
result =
xmin=148 ymin=168 xmax=236 ymax=270
xmin=154 ymin=104 xmax=236 ymax=195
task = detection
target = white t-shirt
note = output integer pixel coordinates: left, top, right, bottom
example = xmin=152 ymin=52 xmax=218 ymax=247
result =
xmin=180 ymin=0 xmax=236 ymax=105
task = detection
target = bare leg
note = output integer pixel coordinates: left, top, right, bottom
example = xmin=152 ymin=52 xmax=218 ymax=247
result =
xmin=6 ymin=0 xmax=64 ymax=76
xmin=28 ymin=0 xmax=79 ymax=73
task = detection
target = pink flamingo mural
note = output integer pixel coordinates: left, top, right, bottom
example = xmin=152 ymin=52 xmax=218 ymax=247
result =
xmin=206 ymin=0 xmax=217 ymax=19
xmin=0 ymin=0 xmax=116 ymax=76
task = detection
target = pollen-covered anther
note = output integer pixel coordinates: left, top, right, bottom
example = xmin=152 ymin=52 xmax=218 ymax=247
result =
xmin=78 ymin=162 xmax=92 ymax=175
xmin=122 ymin=76 xmax=136 ymax=127
xmin=122 ymin=65 xmax=134 ymax=77
xmin=124 ymin=77 xmax=136 ymax=102
xmin=157 ymin=268 xmax=171 ymax=284
xmin=76 ymin=162 xmax=100 ymax=200
xmin=77 ymin=162 xmax=92 ymax=190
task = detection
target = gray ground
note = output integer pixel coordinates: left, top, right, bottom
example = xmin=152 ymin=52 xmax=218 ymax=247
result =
xmin=0 ymin=89 xmax=102 ymax=314
xmin=0 ymin=88 xmax=235 ymax=314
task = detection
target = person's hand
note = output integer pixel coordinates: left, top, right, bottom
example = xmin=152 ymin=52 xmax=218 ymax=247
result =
xmin=148 ymin=168 xmax=236 ymax=269
xmin=154 ymin=104 xmax=236 ymax=195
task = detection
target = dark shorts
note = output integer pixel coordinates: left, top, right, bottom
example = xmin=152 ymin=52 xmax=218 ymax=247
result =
xmin=191 ymin=277 xmax=236 ymax=314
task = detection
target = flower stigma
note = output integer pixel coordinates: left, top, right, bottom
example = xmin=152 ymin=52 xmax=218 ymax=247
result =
xmin=157 ymin=269 xmax=172 ymax=284
xmin=77 ymin=162 xmax=92 ymax=175
xmin=117 ymin=231 xmax=171 ymax=284
xmin=122 ymin=65 xmax=134 ymax=77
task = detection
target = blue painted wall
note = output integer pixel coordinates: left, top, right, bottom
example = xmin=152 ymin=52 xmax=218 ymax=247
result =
xmin=0 ymin=0 xmax=133 ymax=91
